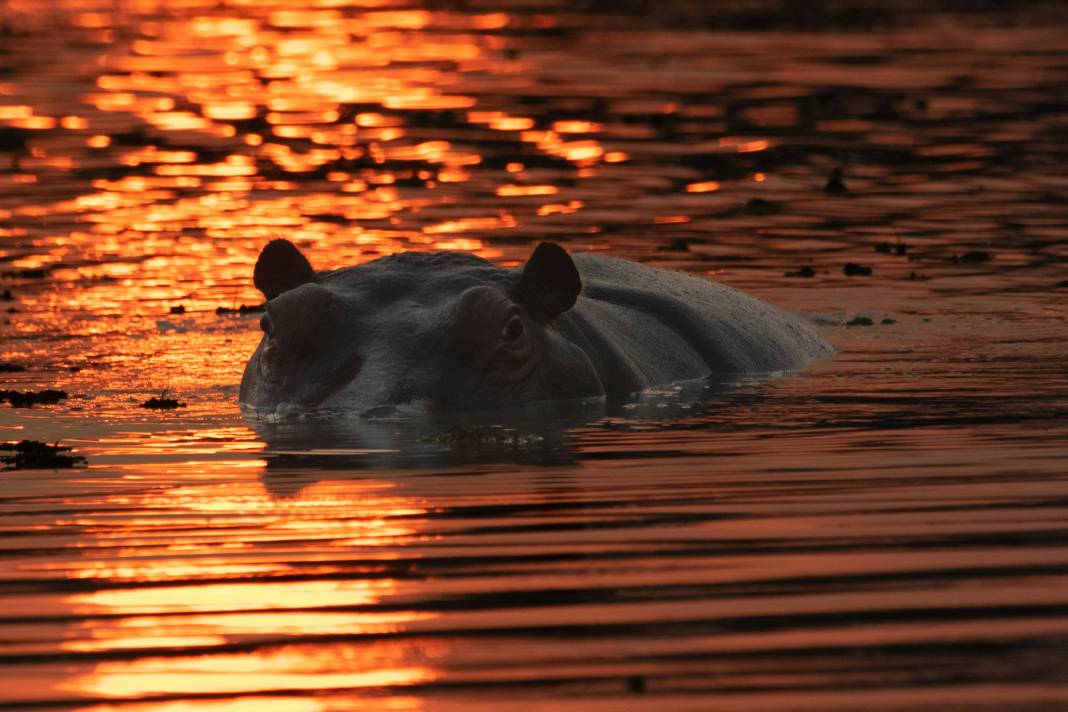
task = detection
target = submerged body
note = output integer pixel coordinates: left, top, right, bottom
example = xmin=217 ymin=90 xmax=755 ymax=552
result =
xmin=240 ymin=240 xmax=833 ymax=416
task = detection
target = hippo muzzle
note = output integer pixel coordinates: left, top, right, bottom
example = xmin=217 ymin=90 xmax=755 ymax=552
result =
xmin=243 ymin=281 xmax=364 ymax=411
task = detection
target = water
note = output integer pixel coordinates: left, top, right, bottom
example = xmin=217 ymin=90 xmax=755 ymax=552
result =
xmin=2 ymin=1 xmax=1068 ymax=709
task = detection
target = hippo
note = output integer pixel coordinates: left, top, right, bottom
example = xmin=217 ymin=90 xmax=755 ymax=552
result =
xmin=239 ymin=239 xmax=833 ymax=417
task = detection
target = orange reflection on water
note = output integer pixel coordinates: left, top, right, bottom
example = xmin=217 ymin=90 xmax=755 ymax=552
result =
xmin=70 ymin=579 xmax=402 ymax=616
xmin=0 ymin=104 xmax=34 ymax=120
xmin=44 ymin=463 xmax=442 ymax=704
xmin=686 ymin=180 xmax=721 ymax=193
xmin=83 ymin=699 xmax=332 ymax=712
xmin=0 ymin=0 xmax=629 ymax=330
xmin=120 ymin=147 xmax=198 ymax=166
xmin=521 ymin=130 xmax=607 ymax=166
xmin=155 ymin=154 xmax=256 ymax=177
xmin=468 ymin=110 xmax=535 ymax=131
xmin=62 ymin=608 xmax=434 ymax=653
xmin=423 ymin=215 xmax=516 ymax=235
xmin=497 ymin=183 xmax=558 ymax=197
xmin=552 ymin=120 xmax=602 ymax=134
xmin=537 ymin=200 xmax=583 ymax=216
xmin=737 ymin=139 xmax=770 ymax=152
xmin=66 ymin=643 xmax=439 ymax=700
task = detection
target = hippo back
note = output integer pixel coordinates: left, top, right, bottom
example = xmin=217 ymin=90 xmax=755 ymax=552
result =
xmin=563 ymin=254 xmax=833 ymax=389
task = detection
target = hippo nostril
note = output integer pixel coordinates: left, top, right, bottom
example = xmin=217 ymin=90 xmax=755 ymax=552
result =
xmin=259 ymin=313 xmax=273 ymax=336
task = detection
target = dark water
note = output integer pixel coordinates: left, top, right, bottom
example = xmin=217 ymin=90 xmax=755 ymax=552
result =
xmin=1 ymin=1 xmax=1068 ymax=709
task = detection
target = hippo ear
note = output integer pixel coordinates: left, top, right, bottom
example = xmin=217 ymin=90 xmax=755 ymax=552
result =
xmin=511 ymin=242 xmax=581 ymax=320
xmin=253 ymin=239 xmax=317 ymax=300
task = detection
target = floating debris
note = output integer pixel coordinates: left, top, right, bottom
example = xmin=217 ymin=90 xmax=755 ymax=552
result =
xmin=882 ymin=317 xmax=897 ymax=324
xmin=825 ymin=168 xmax=850 ymax=195
xmin=785 ymin=266 xmax=816 ymax=278
xmin=1 ymin=440 xmax=86 ymax=471
xmin=658 ymin=238 xmax=691 ymax=252
xmin=1 ymin=268 xmax=48 ymax=280
xmin=845 ymin=316 xmax=875 ymax=326
xmin=0 ymin=289 xmax=12 ymax=301
xmin=169 ymin=305 xmax=186 ymax=315
xmin=0 ymin=389 xmax=67 ymax=407
xmin=0 ymin=362 xmax=26 ymax=373
xmin=744 ymin=197 xmax=779 ymax=214
xmin=216 ymin=303 xmax=265 ymax=315
xmin=0 ymin=126 xmax=30 ymax=152
xmin=874 ymin=241 xmax=907 ymax=255
xmin=844 ymin=262 xmax=872 ymax=276
xmin=142 ymin=391 xmax=186 ymax=410
xmin=952 ymin=251 xmax=993 ymax=264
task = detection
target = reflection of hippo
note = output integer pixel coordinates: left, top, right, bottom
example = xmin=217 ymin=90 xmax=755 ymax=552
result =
xmin=240 ymin=239 xmax=833 ymax=416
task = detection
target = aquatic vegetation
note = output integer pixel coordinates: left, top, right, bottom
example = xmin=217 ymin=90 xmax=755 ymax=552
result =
xmin=0 ymin=440 xmax=86 ymax=471
xmin=874 ymin=241 xmax=908 ymax=255
xmin=420 ymin=425 xmax=545 ymax=449
xmin=0 ymin=389 xmax=67 ymax=407
xmin=825 ymin=168 xmax=851 ymax=195
xmin=141 ymin=390 xmax=186 ymax=409
xmin=215 ymin=304 xmax=265 ymax=315
xmin=953 ymin=251 xmax=994 ymax=264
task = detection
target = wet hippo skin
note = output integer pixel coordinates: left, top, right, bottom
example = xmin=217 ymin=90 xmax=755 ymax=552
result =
xmin=240 ymin=239 xmax=834 ymax=416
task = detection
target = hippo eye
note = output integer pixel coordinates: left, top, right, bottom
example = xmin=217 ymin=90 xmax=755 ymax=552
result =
xmin=501 ymin=313 xmax=525 ymax=342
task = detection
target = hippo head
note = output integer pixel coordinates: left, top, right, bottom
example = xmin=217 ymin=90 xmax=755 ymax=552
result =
xmin=239 ymin=239 xmax=603 ymax=417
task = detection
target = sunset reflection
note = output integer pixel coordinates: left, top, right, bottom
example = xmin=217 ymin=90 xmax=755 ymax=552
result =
xmin=0 ymin=0 xmax=622 ymax=339
xmin=42 ymin=463 xmax=441 ymax=704
xmin=68 ymin=642 xmax=438 ymax=699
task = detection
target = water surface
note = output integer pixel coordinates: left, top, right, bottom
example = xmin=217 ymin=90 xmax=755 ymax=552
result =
xmin=1 ymin=1 xmax=1067 ymax=709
